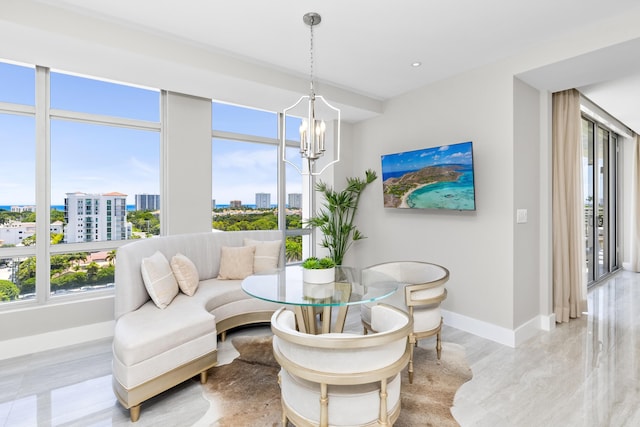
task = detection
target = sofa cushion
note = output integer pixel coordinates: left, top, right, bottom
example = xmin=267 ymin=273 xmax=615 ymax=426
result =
xmin=112 ymin=327 xmax=217 ymax=389
xmin=141 ymin=251 xmax=179 ymax=308
xmin=244 ymin=238 xmax=282 ymax=273
xmin=217 ymin=245 xmax=255 ymax=280
xmin=170 ymin=253 xmax=199 ymax=296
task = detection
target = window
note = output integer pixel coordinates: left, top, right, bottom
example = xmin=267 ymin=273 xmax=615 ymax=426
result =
xmin=50 ymin=72 xmax=159 ymax=121
xmin=0 ymin=61 xmax=35 ymax=105
xmin=51 ymin=121 xmax=159 ymax=244
xmin=211 ymin=102 xmax=304 ymax=262
xmin=582 ymin=115 xmax=620 ymax=285
xmin=0 ymin=62 xmax=161 ymax=305
xmin=48 ymin=71 xmax=160 ymax=298
xmin=212 ymin=102 xmax=276 ymax=139
xmin=0 ymin=61 xmax=36 ymax=304
xmin=212 ymin=139 xmax=278 ymax=210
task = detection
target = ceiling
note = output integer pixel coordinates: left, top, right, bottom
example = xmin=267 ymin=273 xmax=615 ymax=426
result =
xmin=34 ymin=0 xmax=640 ymax=132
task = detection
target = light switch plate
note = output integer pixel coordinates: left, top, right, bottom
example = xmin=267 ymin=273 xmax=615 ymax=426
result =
xmin=516 ymin=209 xmax=528 ymax=224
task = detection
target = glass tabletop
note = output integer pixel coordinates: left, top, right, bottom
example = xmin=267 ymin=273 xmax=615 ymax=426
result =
xmin=241 ymin=265 xmax=398 ymax=307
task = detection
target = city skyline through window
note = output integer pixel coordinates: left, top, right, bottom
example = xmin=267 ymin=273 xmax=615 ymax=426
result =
xmin=0 ymin=59 xmax=309 ymax=304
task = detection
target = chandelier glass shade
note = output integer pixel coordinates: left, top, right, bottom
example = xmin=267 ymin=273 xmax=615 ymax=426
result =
xmin=282 ymin=12 xmax=340 ymax=176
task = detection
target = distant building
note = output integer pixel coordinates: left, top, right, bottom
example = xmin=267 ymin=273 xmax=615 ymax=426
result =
xmin=64 ymin=192 xmax=129 ymax=243
xmin=0 ymin=221 xmax=36 ymax=245
xmin=229 ymin=200 xmax=242 ymax=208
xmin=212 ymin=199 xmax=216 ymax=210
xmin=135 ymin=194 xmax=160 ymax=211
xmin=50 ymin=221 xmax=64 ymax=234
xmin=10 ymin=205 xmax=35 ymax=213
xmin=255 ymin=193 xmax=271 ymax=209
xmin=0 ymin=220 xmax=64 ymax=246
xmin=288 ymin=193 xmax=302 ymax=209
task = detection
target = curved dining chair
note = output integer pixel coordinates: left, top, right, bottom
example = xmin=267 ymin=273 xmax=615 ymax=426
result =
xmin=271 ymin=304 xmax=412 ymax=427
xmin=361 ymin=261 xmax=449 ymax=384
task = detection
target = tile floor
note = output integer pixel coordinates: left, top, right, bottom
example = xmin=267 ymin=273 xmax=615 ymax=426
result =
xmin=1 ymin=270 xmax=638 ymax=426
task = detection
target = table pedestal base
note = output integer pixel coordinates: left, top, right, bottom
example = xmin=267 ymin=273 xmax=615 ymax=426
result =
xmin=294 ymin=305 xmax=350 ymax=334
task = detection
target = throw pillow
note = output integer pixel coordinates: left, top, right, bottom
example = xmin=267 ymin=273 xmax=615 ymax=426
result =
xmin=170 ymin=253 xmax=199 ymax=296
xmin=243 ymin=238 xmax=282 ymax=273
xmin=141 ymin=251 xmax=179 ymax=309
xmin=217 ymin=245 xmax=256 ymax=280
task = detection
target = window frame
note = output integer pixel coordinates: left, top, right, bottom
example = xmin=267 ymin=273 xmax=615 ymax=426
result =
xmin=211 ymin=102 xmax=311 ymax=263
xmin=0 ymin=64 xmax=161 ymax=309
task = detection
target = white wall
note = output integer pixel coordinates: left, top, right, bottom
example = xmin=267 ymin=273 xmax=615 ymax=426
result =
xmin=352 ymin=64 xmax=517 ymax=336
xmin=0 ymin=296 xmax=114 ymax=359
xmin=162 ymin=92 xmax=213 ymax=235
xmin=513 ymin=78 xmax=542 ymax=332
xmin=621 ymin=134 xmax=636 ymax=270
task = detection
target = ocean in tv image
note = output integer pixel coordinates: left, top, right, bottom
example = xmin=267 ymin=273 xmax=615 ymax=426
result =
xmin=381 ymin=141 xmax=476 ymax=210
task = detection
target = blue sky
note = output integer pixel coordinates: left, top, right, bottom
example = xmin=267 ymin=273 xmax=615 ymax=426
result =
xmin=0 ymin=62 xmax=302 ymax=206
xmin=381 ymin=141 xmax=474 ymax=175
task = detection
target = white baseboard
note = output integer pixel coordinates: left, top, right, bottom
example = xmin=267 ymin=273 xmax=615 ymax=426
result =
xmin=539 ymin=313 xmax=556 ymax=331
xmin=513 ymin=316 xmax=543 ymax=347
xmin=0 ymin=320 xmax=114 ymax=361
xmin=443 ymin=310 xmax=553 ymax=348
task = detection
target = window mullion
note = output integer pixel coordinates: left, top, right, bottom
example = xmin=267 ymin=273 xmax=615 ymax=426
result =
xmin=35 ymin=65 xmax=51 ymax=304
xmin=50 ymin=109 xmax=160 ymax=132
xmin=0 ymin=102 xmax=35 ymax=116
xmin=212 ymin=129 xmax=279 ymax=146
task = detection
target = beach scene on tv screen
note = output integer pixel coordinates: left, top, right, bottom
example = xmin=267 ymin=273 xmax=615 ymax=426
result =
xmin=381 ymin=141 xmax=476 ymax=210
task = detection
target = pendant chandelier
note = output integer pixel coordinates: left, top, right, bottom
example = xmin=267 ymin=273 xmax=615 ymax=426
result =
xmin=282 ymin=12 xmax=340 ymax=176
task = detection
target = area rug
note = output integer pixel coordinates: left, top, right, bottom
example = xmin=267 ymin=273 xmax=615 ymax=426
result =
xmin=202 ymin=335 xmax=472 ymax=426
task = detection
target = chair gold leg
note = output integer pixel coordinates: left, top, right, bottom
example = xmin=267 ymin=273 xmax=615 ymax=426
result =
xmin=278 ymin=372 xmax=287 ymax=426
xmin=200 ymin=370 xmax=208 ymax=384
xmin=436 ymin=330 xmax=442 ymax=360
xmin=408 ymin=335 xmax=416 ymax=384
xmin=220 ymin=331 xmax=227 ymax=342
xmin=320 ymin=383 xmax=329 ymax=427
xmin=379 ymin=378 xmax=389 ymax=426
xmin=130 ymin=404 xmax=141 ymax=422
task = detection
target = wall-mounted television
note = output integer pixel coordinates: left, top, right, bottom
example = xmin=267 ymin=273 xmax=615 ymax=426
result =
xmin=381 ymin=141 xmax=476 ymax=210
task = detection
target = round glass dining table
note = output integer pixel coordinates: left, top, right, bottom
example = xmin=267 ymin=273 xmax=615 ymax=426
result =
xmin=241 ymin=265 xmax=398 ymax=334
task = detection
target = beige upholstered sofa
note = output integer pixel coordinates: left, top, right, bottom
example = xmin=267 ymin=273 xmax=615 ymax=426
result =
xmin=112 ymin=230 xmax=283 ymax=422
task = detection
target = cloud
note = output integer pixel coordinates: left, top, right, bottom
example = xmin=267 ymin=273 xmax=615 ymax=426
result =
xmin=128 ymin=156 xmax=157 ymax=176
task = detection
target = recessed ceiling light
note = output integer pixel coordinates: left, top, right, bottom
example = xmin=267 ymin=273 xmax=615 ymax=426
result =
xmin=411 ymin=61 xmax=422 ymax=67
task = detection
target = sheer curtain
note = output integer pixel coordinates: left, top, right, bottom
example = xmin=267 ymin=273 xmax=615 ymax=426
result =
xmin=552 ymin=89 xmax=588 ymax=323
xmin=627 ymin=135 xmax=640 ymax=272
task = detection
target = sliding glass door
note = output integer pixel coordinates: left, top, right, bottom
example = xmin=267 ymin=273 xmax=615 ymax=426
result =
xmin=582 ymin=117 xmax=619 ymax=285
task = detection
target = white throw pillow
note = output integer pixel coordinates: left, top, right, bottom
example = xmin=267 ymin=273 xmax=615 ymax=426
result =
xmin=217 ymin=245 xmax=256 ymax=280
xmin=170 ymin=253 xmax=199 ymax=296
xmin=141 ymin=251 xmax=179 ymax=309
xmin=244 ymin=238 xmax=282 ymax=273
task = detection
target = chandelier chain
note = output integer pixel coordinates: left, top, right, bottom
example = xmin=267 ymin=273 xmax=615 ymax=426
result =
xmin=309 ymin=20 xmax=315 ymax=95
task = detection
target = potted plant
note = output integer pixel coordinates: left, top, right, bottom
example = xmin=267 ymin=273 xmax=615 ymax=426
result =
xmin=306 ymin=169 xmax=377 ymax=266
xmin=301 ymin=256 xmax=336 ymax=284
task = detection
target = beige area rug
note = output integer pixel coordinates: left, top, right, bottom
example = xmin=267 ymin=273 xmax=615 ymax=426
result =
xmin=202 ymin=335 xmax=472 ymax=426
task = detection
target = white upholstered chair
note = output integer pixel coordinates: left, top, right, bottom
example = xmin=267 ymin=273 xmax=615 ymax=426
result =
xmin=360 ymin=261 xmax=449 ymax=383
xmin=271 ymin=304 xmax=412 ymax=427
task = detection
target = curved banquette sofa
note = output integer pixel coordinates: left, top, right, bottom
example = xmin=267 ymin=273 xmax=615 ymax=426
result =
xmin=112 ymin=230 xmax=283 ymax=421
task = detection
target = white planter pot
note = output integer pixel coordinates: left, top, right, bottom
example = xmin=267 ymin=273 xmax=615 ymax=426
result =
xmin=303 ymin=267 xmax=335 ymax=284
xmin=303 ymin=282 xmax=335 ymax=299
